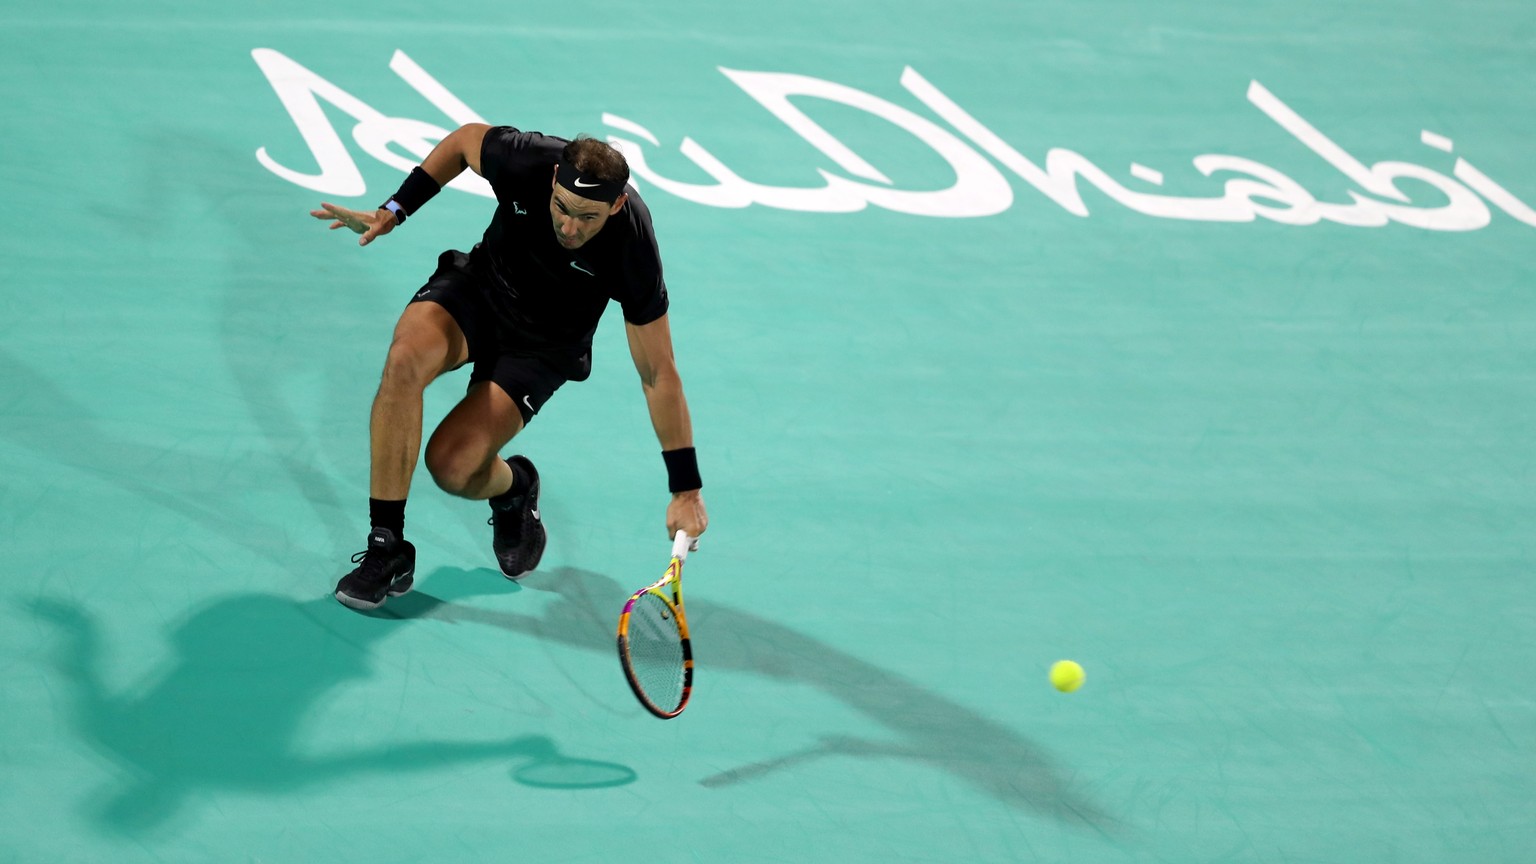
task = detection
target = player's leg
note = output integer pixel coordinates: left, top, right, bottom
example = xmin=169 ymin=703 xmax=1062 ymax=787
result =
xmin=424 ymin=356 xmax=566 ymax=578
xmin=370 ymin=301 xmax=470 ymax=499
xmin=421 ymin=380 xmax=524 ymax=500
xmin=336 ymin=251 xmax=481 ymax=611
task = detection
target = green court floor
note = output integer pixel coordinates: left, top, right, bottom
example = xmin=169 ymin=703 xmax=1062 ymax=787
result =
xmin=3 ymin=1 xmax=1534 ymax=862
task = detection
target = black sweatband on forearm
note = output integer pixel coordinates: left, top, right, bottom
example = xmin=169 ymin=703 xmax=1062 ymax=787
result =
xmin=662 ymin=447 xmax=702 ymax=493
xmin=380 ymin=166 xmax=442 ymax=223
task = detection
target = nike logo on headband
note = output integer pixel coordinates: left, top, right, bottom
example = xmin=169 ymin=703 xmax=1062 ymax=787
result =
xmin=574 ymin=178 xmax=599 ymax=188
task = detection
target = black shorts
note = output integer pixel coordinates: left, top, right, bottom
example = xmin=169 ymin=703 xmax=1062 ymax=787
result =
xmin=409 ymin=249 xmax=570 ymax=425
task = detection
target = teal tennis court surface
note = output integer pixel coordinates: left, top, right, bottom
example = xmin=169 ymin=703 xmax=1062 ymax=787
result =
xmin=3 ymin=2 xmax=1534 ymax=861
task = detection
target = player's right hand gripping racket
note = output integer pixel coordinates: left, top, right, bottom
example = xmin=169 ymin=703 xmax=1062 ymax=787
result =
xmin=616 ymin=530 xmax=696 ymax=719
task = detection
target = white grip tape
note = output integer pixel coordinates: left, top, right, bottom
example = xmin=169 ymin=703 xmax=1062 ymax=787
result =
xmin=672 ymin=530 xmax=695 ymax=561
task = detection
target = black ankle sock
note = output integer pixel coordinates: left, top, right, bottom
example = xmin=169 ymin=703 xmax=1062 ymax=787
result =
xmin=489 ymin=459 xmax=530 ymax=508
xmin=369 ymin=498 xmax=406 ymax=537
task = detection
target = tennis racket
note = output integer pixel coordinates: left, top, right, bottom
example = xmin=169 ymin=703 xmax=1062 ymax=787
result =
xmin=616 ymin=530 xmax=696 ymax=719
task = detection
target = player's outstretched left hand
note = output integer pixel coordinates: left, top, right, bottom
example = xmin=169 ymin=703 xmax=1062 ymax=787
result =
xmin=310 ymin=202 xmax=397 ymax=247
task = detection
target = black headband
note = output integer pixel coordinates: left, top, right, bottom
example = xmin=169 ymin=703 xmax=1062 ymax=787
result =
xmin=556 ymin=162 xmax=626 ymax=203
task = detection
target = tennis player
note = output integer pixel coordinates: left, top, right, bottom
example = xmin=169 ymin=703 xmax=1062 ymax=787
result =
xmin=311 ymin=124 xmax=708 ymax=611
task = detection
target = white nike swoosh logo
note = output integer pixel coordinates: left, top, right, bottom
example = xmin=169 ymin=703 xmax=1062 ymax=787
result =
xmin=415 ymin=289 xmax=430 ymax=298
xmin=574 ymin=178 xmax=599 ymax=187
xmin=522 ymin=395 xmax=534 ymax=412
xmin=570 ymin=261 xmax=594 ymax=276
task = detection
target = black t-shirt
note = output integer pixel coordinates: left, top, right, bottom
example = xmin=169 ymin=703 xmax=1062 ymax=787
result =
xmin=470 ymin=126 xmax=669 ymax=377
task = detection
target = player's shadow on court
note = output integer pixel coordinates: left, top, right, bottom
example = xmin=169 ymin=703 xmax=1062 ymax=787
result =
xmin=409 ymin=565 xmax=1118 ymax=832
xmin=27 ymin=586 xmax=635 ymax=837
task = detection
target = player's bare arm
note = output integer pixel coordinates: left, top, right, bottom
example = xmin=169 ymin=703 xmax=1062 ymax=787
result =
xmin=310 ymin=123 xmax=490 ymax=247
xmin=419 ymin=122 xmax=489 ymax=184
xmin=626 ymin=314 xmax=708 ymax=540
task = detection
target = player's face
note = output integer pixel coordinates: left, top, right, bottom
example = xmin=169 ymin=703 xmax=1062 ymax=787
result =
xmin=549 ymin=171 xmax=626 ymax=250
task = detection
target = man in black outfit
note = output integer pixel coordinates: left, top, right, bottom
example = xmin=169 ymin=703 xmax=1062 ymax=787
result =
xmin=311 ymin=124 xmax=708 ymax=611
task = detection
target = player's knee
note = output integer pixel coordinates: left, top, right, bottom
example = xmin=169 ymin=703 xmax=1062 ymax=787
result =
xmin=423 ymin=437 xmax=483 ymax=497
xmin=379 ymin=338 xmax=441 ymax=392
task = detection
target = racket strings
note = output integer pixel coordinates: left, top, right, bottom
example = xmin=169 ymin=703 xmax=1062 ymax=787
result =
xmin=625 ymin=591 xmax=685 ymax=708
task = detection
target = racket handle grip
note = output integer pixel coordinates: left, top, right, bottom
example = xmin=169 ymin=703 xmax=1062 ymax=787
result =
xmin=672 ymin=530 xmax=696 ymax=560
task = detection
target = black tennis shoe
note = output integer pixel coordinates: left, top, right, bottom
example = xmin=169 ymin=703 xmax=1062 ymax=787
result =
xmin=490 ymin=455 xmax=546 ymax=580
xmin=335 ymin=528 xmax=416 ymax=610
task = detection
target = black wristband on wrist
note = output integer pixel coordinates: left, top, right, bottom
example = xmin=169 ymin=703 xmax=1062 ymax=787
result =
xmin=380 ymin=166 xmax=442 ymax=222
xmin=662 ymin=447 xmax=702 ymax=493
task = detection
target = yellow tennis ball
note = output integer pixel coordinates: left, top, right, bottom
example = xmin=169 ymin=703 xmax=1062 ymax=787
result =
xmin=1050 ymin=660 xmax=1085 ymax=692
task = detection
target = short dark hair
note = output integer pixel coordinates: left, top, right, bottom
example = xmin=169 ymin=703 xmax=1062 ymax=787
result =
xmin=561 ymin=136 xmax=629 ymax=188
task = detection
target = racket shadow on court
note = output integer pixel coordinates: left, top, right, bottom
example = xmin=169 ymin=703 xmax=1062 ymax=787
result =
xmin=405 ymin=565 xmax=1118 ymax=833
xmin=26 ymin=586 xmax=635 ymax=838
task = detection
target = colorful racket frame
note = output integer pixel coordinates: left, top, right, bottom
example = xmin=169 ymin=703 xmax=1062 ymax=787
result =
xmin=616 ymin=530 xmax=695 ymax=719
